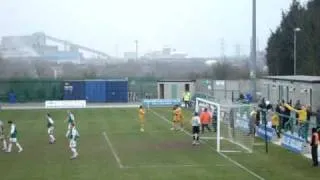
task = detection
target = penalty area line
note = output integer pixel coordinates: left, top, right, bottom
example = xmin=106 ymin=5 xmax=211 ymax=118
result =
xmin=150 ymin=109 xmax=265 ymax=180
xmin=123 ymin=163 xmax=230 ymax=169
xmin=102 ymin=131 xmax=124 ymax=168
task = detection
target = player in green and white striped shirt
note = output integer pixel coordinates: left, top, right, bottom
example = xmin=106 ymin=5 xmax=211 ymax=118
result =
xmin=65 ymin=110 xmax=75 ymax=138
xmin=46 ymin=113 xmax=56 ymax=144
xmin=6 ymin=120 xmax=23 ymax=153
xmin=0 ymin=120 xmax=7 ymax=151
xmin=68 ymin=123 xmax=79 ymax=159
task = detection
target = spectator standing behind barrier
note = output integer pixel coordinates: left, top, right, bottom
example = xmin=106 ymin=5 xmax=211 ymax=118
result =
xmin=316 ymin=108 xmax=320 ymax=128
xmin=249 ymin=107 xmax=257 ymax=136
xmin=280 ymin=100 xmax=291 ymax=131
xmin=284 ymin=103 xmax=307 ymax=140
xmin=306 ymin=105 xmax=312 ymax=140
xmin=310 ymin=128 xmax=319 ymax=167
xmin=271 ymin=112 xmax=281 ymax=138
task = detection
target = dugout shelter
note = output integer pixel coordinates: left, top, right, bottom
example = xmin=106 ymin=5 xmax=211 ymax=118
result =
xmin=157 ymin=80 xmax=195 ymax=99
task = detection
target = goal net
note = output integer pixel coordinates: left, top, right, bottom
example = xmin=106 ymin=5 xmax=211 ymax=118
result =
xmin=195 ymin=97 xmax=254 ymax=153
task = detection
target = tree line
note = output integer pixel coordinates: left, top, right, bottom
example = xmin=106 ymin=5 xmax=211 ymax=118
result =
xmin=266 ymin=0 xmax=320 ymax=75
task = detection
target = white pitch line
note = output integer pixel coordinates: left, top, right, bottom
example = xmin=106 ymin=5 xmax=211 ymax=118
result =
xmin=109 ymin=130 xmax=168 ymax=135
xmin=102 ymin=131 xmax=124 ymax=168
xmin=201 ymin=137 xmax=218 ymax=140
xmin=253 ymin=143 xmax=265 ymax=146
xmin=220 ymin=150 xmax=243 ymax=153
xmin=150 ymin=109 xmax=265 ymax=180
xmin=124 ymin=164 xmax=201 ymax=169
xmin=124 ymin=163 xmax=230 ymax=169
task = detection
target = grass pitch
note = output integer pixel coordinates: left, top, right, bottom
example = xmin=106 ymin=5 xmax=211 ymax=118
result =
xmin=0 ymin=107 xmax=319 ymax=180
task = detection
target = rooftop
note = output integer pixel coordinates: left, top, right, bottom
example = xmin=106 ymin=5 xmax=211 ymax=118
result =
xmin=262 ymin=75 xmax=320 ymax=83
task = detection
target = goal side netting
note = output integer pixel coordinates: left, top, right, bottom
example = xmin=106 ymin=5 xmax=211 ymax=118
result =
xmin=195 ymin=97 xmax=254 ymax=153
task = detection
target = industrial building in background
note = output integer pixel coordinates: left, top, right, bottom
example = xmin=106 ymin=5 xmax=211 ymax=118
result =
xmin=0 ymin=32 xmax=110 ymax=64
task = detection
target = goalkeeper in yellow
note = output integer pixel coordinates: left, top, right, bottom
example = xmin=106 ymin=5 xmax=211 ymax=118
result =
xmin=139 ymin=105 xmax=145 ymax=132
xmin=171 ymin=104 xmax=184 ymax=131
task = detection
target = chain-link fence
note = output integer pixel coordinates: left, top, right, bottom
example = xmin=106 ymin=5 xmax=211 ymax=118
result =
xmin=0 ymin=78 xmax=159 ymax=103
xmin=195 ymin=79 xmax=261 ymax=102
xmin=127 ymin=78 xmax=158 ymax=102
xmin=0 ymin=80 xmax=63 ymax=103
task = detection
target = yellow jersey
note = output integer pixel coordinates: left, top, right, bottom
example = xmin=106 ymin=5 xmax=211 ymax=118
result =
xmin=271 ymin=114 xmax=279 ymax=126
xmin=284 ymin=103 xmax=307 ymax=122
xmin=139 ymin=109 xmax=145 ymax=121
xmin=174 ymin=107 xmax=183 ymax=122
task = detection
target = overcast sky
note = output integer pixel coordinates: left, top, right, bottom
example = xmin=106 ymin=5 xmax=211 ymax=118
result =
xmin=0 ymin=0 xmax=308 ymax=57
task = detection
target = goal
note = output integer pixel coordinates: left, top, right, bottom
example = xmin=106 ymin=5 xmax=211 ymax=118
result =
xmin=195 ymin=97 xmax=254 ymax=153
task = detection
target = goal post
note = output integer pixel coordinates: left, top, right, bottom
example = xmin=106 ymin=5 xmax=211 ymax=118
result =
xmin=195 ymin=97 xmax=254 ymax=153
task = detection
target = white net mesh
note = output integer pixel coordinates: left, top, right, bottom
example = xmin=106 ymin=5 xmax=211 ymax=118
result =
xmin=196 ymin=98 xmax=254 ymax=153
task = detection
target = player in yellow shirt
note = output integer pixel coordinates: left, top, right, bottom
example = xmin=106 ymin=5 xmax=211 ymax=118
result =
xmin=139 ymin=105 xmax=145 ymax=132
xmin=171 ymin=105 xmax=184 ymax=131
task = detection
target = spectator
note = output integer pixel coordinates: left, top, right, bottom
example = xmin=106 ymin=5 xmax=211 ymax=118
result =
xmin=282 ymin=100 xmax=291 ymax=131
xmin=316 ymin=108 xmax=320 ymax=128
xmin=249 ymin=107 xmax=257 ymax=136
xmin=306 ymin=105 xmax=312 ymax=139
xmin=271 ymin=111 xmax=281 ymax=138
xmin=284 ymin=103 xmax=307 ymax=139
xmin=310 ymin=128 xmax=319 ymax=167
xmin=294 ymin=100 xmax=301 ymax=123
xmin=294 ymin=100 xmax=302 ymax=110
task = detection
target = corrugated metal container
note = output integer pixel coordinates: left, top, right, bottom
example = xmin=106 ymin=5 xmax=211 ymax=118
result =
xmin=85 ymin=80 xmax=107 ymax=102
xmin=105 ymin=79 xmax=128 ymax=102
xmin=63 ymin=81 xmax=85 ymax=100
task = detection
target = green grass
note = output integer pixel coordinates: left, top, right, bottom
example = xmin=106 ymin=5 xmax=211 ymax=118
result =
xmin=0 ymin=107 xmax=319 ymax=180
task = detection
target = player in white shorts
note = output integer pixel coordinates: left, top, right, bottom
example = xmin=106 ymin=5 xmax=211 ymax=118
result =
xmin=68 ymin=123 xmax=79 ymax=159
xmin=46 ymin=113 xmax=56 ymax=144
xmin=65 ymin=110 xmax=75 ymax=138
xmin=191 ymin=112 xmax=201 ymax=145
xmin=0 ymin=120 xmax=7 ymax=151
xmin=7 ymin=120 xmax=23 ymax=153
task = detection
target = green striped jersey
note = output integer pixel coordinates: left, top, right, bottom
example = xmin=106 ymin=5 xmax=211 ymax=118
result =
xmin=68 ymin=113 xmax=75 ymax=124
xmin=10 ymin=124 xmax=17 ymax=138
xmin=0 ymin=120 xmax=3 ymax=135
xmin=69 ymin=127 xmax=79 ymax=140
xmin=47 ymin=117 xmax=54 ymax=128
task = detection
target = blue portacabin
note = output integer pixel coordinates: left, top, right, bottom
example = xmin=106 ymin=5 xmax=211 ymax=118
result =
xmin=85 ymin=80 xmax=107 ymax=103
xmin=63 ymin=80 xmax=85 ymax=100
xmin=105 ymin=79 xmax=128 ymax=103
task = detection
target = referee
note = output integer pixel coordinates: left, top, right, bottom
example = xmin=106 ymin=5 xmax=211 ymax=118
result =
xmin=191 ymin=112 xmax=201 ymax=145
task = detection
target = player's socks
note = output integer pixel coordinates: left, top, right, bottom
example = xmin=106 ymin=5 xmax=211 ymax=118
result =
xmin=196 ymin=134 xmax=200 ymax=145
xmin=16 ymin=143 xmax=23 ymax=152
xmin=2 ymin=140 xmax=7 ymax=150
xmin=71 ymin=148 xmax=78 ymax=158
xmin=7 ymin=143 xmax=12 ymax=152
xmin=50 ymin=135 xmax=56 ymax=142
